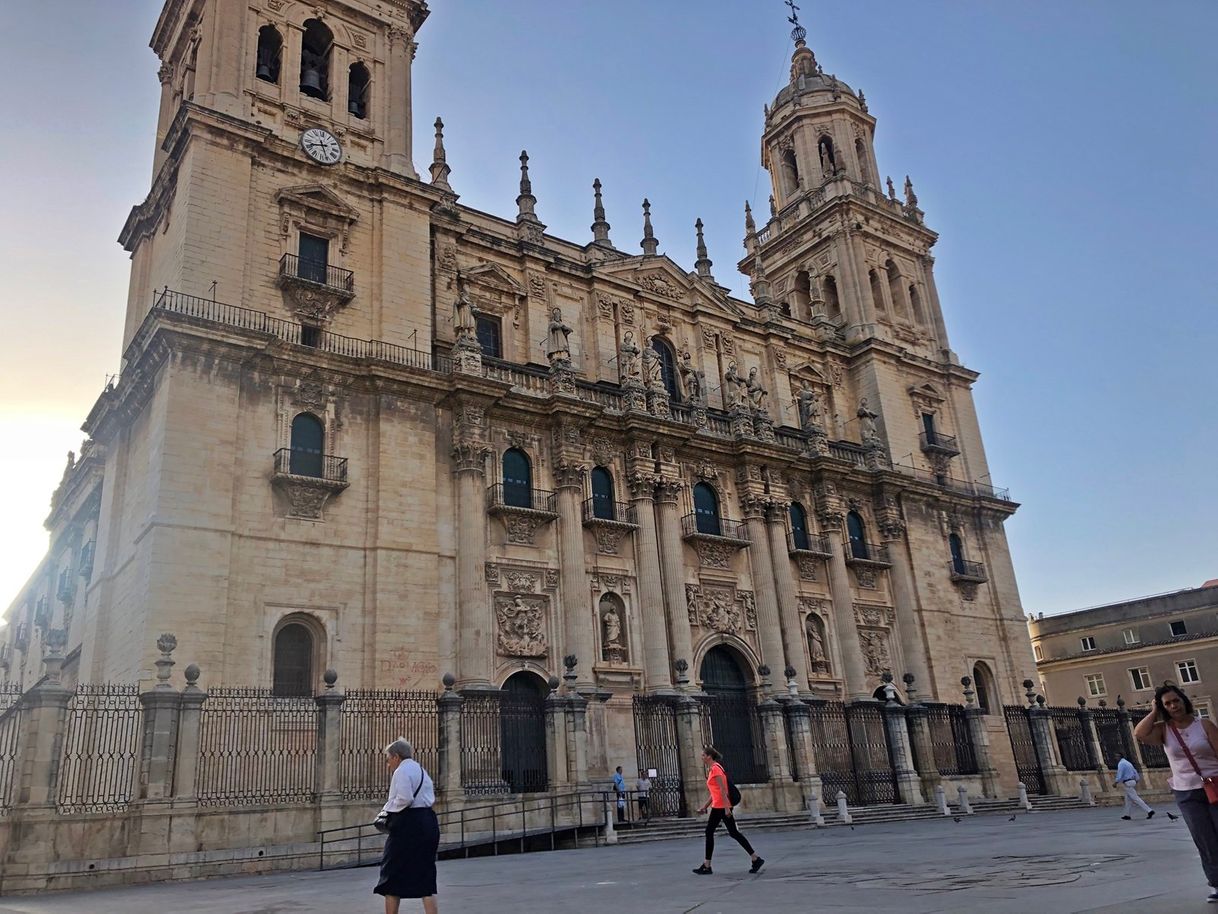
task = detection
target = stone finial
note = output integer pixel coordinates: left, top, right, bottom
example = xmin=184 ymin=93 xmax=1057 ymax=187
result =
xmin=750 ymin=255 xmax=773 ymax=308
xmin=1077 ymin=696 xmax=1087 ymax=708
xmin=429 ymin=117 xmax=453 ymax=192
xmin=744 ymin=200 xmax=756 ymax=237
xmin=40 ymin=628 xmax=68 ymax=685
xmin=694 ymin=218 xmax=714 ymax=280
xmin=184 ymin=663 xmax=201 ymax=686
xmin=886 ymin=176 xmax=897 ymax=201
xmin=1116 ymin=694 xmax=1126 ymax=710
xmin=903 ymin=672 xmax=918 ymax=704
xmin=323 ymin=668 xmax=338 ymax=689
xmin=156 ymin=633 xmax=178 ymax=656
xmin=960 ymin=675 xmax=976 ymax=707
xmin=768 ymin=194 xmax=777 ymax=219
xmin=563 ymin=654 xmax=578 ymax=673
xmin=1098 ymin=698 xmax=1107 ymax=708
xmin=784 ymin=665 xmax=797 ymax=680
xmin=590 ymin=179 xmax=614 ymax=248
xmin=1036 ymin=694 xmax=1046 ymax=708
xmin=904 ymin=175 xmax=918 ymax=208
xmin=547 ymin=675 xmax=561 ymax=694
xmin=155 ymin=633 xmax=177 ymax=688
xmin=1022 ymin=678 xmax=1036 ymax=705
xmin=673 ymin=657 xmax=689 ymax=685
xmin=858 ymin=89 xmax=868 ymax=112
xmin=640 ymin=198 xmax=659 ymax=255
xmin=517 ymin=150 xmax=537 ymax=217
xmin=442 ymin=672 xmax=456 ymax=691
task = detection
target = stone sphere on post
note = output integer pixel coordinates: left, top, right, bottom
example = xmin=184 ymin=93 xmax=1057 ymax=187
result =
xmin=441 ymin=672 xmax=456 ymax=691
xmin=323 ymin=668 xmax=338 ymax=689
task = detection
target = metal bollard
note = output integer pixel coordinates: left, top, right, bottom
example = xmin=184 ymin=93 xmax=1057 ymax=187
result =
xmin=835 ymin=789 xmax=852 ymax=825
xmin=807 ymin=793 xmax=825 ymax=827
xmin=1017 ymin=782 xmax=1032 ymax=810
xmin=934 ymin=784 xmax=950 ymax=816
xmin=1080 ymin=779 xmax=1095 ymax=806
xmin=956 ymin=785 xmax=973 ymax=815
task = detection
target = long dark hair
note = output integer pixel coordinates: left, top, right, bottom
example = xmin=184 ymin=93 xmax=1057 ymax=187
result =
xmin=1154 ymin=684 xmax=1194 ymax=719
xmin=702 ymin=745 xmax=722 ymax=762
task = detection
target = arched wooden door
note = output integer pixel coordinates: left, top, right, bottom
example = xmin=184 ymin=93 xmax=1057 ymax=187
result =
xmin=500 ymin=672 xmax=548 ymax=793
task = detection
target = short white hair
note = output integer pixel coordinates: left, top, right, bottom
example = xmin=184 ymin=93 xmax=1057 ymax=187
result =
xmin=385 ymin=738 xmax=413 ymax=760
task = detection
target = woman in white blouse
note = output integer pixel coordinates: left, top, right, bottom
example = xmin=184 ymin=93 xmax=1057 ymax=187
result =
xmin=373 ymin=738 xmax=439 ymax=914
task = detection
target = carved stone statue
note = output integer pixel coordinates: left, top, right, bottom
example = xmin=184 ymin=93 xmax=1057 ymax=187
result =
xmin=857 ymin=397 xmax=879 ymax=445
xmin=679 ymin=349 xmax=704 ymax=405
xmin=797 ymin=381 xmax=821 ymax=433
xmin=619 ymin=331 xmax=641 ymax=383
xmin=642 ymin=346 xmax=663 ymax=391
xmin=603 ymin=604 xmax=621 ymax=646
xmin=746 ymin=367 xmax=768 ymax=412
xmin=723 ymin=361 xmax=743 ymax=408
xmin=496 ymin=594 xmax=547 ymax=658
xmin=806 ymin=614 xmax=830 ymax=674
xmin=546 ymin=307 xmax=572 ymax=365
xmin=601 ymin=598 xmax=626 ymax=663
xmin=859 ymin=629 xmax=891 ymax=678
xmin=453 ymin=279 xmax=476 ymax=342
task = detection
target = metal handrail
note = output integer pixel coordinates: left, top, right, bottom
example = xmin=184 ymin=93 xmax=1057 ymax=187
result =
xmin=788 ymin=530 xmax=832 ymax=555
xmin=919 ymin=430 xmax=960 ymax=453
xmin=486 ymin=483 xmax=557 ymax=514
xmin=272 ymin=447 xmax=348 ymax=484
xmin=949 ymin=559 xmax=987 ymax=579
xmin=680 ymin=512 xmax=747 ymax=540
xmin=845 ymin=540 xmax=891 ymax=564
xmin=278 ymin=253 xmax=355 ymax=294
xmin=581 ymin=498 xmax=637 ymax=525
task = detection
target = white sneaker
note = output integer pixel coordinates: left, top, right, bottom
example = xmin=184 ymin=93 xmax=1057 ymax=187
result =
xmin=1207 ymin=887 xmax=1218 ymax=903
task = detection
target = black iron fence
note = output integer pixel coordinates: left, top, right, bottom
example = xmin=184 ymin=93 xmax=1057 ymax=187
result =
xmin=278 ymin=253 xmax=355 ymax=294
xmin=808 ymin=701 xmax=898 ymax=805
xmin=1131 ymin=712 xmax=1170 ymax=768
xmin=1092 ymin=707 xmax=1138 ymax=770
xmin=699 ymin=693 xmax=769 ymax=785
xmin=948 ymin=559 xmax=987 ymax=580
xmin=0 ymin=683 xmax=24 ymax=813
xmin=921 ymin=704 xmax=979 ymax=776
xmin=787 ymin=530 xmax=832 ymax=555
xmin=272 ymin=447 xmax=348 ymax=483
xmin=1002 ymin=705 xmax=1045 ymax=794
xmin=680 ymin=513 xmax=747 ymax=540
xmin=339 ymin=690 xmax=439 ymax=800
xmin=56 ymin=684 xmax=143 ymax=813
xmin=1047 ymin=706 xmax=1097 ymax=771
xmin=196 ymin=688 xmax=318 ymax=806
xmin=486 ymin=484 xmax=557 ymax=514
xmin=632 ymin=695 xmax=685 ymax=817
xmin=581 ymin=498 xmax=636 ymax=525
xmin=460 ymin=693 xmax=507 ymax=795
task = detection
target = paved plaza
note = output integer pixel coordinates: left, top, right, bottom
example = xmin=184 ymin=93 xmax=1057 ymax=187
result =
xmin=0 ymin=807 xmax=1207 ymax=913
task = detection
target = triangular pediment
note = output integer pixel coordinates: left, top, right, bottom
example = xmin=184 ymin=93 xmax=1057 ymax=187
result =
xmin=462 ymin=263 xmax=525 ymax=296
xmin=275 ymin=184 xmax=359 ymax=221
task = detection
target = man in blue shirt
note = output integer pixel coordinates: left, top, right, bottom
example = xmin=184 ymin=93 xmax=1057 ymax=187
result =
xmin=613 ymin=766 xmax=627 ymax=823
xmin=1114 ymin=752 xmax=1155 ymax=820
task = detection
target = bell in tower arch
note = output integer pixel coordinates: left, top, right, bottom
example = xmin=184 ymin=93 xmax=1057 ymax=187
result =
xmin=299 ymin=19 xmax=333 ymax=100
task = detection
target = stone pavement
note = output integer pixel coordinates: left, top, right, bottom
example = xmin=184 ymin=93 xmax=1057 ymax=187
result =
xmin=0 ymin=806 xmax=1210 ymax=913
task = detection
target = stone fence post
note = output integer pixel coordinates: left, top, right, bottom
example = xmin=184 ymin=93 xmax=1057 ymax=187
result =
xmin=782 ymin=698 xmax=822 ymax=799
xmin=674 ymin=694 xmax=706 ymax=817
xmin=758 ymin=697 xmax=792 ymax=784
xmin=903 ymin=701 xmax=937 ymax=798
xmin=878 ymin=676 xmax=924 ymax=805
xmin=1029 ymin=695 xmax=1071 ymax=796
xmin=1114 ymin=696 xmax=1148 ymax=772
xmin=960 ymin=677 xmax=1000 ymax=799
xmin=314 ymin=669 xmax=344 ymax=798
xmin=173 ymin=663 xmax=207 ymax=801
xmin=1077 ymin=697 xmax=1110 ymax=793
xmin=138 ymin=634 xmax=183 ymax=801
xmin=436 ymin=673 xmax=463 ymax=799
xmin=544 ymin=676 xmax=569 ymax=791
xmin=16 ymin=629 xmax=72 ymax=807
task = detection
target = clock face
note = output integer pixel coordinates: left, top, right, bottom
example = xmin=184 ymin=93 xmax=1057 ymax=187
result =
xmin=301 ymin=128 xmax=342 ymax=165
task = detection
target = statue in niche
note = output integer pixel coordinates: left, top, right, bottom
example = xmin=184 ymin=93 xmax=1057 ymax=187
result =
xmin=601 ymin=598 xmax=626 ymax=663
xmin=797 ymin=381 xmax=822 ymax=433
xmin=857 ymin=397 xmax=879 ymax=445
xmin=806 ymin=614 xmax=830 ymax=674
xmin=642 ymin=345 xmax=663 ymax=391
xmin=546 ymin=307 xmax=572 ymax=365
xmin=746 ymin=367 xmax=768 ymax=412
xmin=453 ymin=277 xmax=476 ymax=342
xmin=619 ymin=331 xmax=641 ymax=383
xmin=679 ymin=349 xmax=705 ymax=405
xmin=723 ymin=361 xmax=744 ymax=409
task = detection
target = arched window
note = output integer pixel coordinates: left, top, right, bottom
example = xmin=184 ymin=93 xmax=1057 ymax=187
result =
xmin=590 ymin=466 xmax=615 ymax=520
xmin=854 ymin=137 xmax=871 ymax=184
xmin=502 ymin=448 xmax=532 ymax=509
xmin=289 ymin=412 xmax=324 ymax=477
xmin=693 ymin=482 xmax=722 ymax=536
xmin=909 ymin=284 xmax=926 ymax=325
xmin=869 ymin=269 xmax=887 ymax=315
xmin=949 ymin=533 xmax=966 ymax=574
xmin=847 ymin=510 xmax=869 ymax=560
xmin=823 ymin=274 xmax=842 ymax=321
xmin=255 ymin=25 xmax=282 ymax=84
xmin=780 ymin=148 xmax=800 ymax=197
xmin=300 ymin=19 xmax=333 ymax=100
xmin=348 ymin=62 xmax=370 ymax=118
xmin=886 ymin=260 xmax=909 ymax=319
xmin=791 ymin=271 xmax=811 ymax=320
xmin=272 ymin=622 xmax=315 ymax=696
xmin=972 ymin=662 xmax=994 ymax=714
xmin=818 ymin=135 xmax=837 ymax=174
xmin=650 ymin=337 xmax=679 ymax=401
xmin=789 ymin=502 xmax=811 ymax=551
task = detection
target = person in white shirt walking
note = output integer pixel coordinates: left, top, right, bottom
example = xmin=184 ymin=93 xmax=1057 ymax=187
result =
xmin=1113 ymin=751 xmax=1154 ymax=820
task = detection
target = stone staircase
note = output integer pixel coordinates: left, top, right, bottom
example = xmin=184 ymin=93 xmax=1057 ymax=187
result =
xmin=613 ymin=794 xmax=1092 ymax=845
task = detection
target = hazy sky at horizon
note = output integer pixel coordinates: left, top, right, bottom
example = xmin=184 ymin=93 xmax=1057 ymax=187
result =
xmin=0 ymin=1 xmax=1215 ymax=618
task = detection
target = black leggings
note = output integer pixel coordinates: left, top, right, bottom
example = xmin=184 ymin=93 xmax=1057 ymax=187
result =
xmin=705 ymin=807 xmax=754 ymax=860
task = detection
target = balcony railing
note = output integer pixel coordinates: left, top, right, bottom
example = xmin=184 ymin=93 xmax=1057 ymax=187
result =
xmin=680 ymin=513 xmax=748 ymax=542
xmin=272 ymin=447 xmax=349 ymax=484
xmin=788 ymin=531 xmax=832 ymax=557
xmin=844 ymin=541 xmax=892 ymax=567
xmin=919 ymin=430 xmax=960 ymax=457
xmin=278 ymin=254 xmax=355 ymax=295
xmin=581 ymin=498 xmax=637 ymax=526
xmin=891 ymin=464 xmax=1011 ymax=501
xmin=486 ymin=484 xmax=557 ymax=515
xmin=949 ymin=559 xmax=988 ymax=583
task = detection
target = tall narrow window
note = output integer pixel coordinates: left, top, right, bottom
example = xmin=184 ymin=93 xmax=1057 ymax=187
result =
xmin=300 ymin=19 xmax=333 ymax=100
xmin=693 ymin=483 xmax=721 ymax=536
xmin=780 ymin=148 xmax=800 ymax=197
xmin=922 ymin=412 xmax=937 ymax=444
xmin=475 ymin=315 xmax=502 ymax=358
xmin=591 ymin=467 xmax=615 ymax=520
xmin=854 ymin=137 xmax=871 ymax=184
xmin=298 ymin=233 xmax=329 ymax=284
xmin=272 ymin=623 xmax=314 ymax=697
xmin=847 ymin=510 xmax=869 ymax=560
xmin=650 ymin=337 xmax=679 ymax=400
xmin=909 ymin=284 xmax=926 ymax=325
xmin=949 ymin=533 xmax=966 ymax=574
xmin=886 ymin=260 xmax=908 ymax=319
xmin=823 ymin=274 xmax=842 ymax=321
xmin=869 ymin=269 xmax=886 ymax=315
xmin=347 ymin=63 xmax=370 ymax=118
xmin=972 ymin=662 xmax=994 ymax=714
xmin=791 ymin=271 xmax=811 ymax=319
xmin=502 ymin=448 xmax=532 ymax=509
xmin=289 ymin=413 xmax=324 ymax=477
xmin=789 ymin=502 xmax=810 ymax=551
xmin=255 ymin=26 xmax=282 ymax=84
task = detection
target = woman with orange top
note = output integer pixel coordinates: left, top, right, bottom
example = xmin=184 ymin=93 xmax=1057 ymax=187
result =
xmin=692 ymin=746 xmax=764 ymax=876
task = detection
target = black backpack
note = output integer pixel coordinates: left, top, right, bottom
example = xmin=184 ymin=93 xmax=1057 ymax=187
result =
xmin=726 ymin=772 xmax=742 ymax=807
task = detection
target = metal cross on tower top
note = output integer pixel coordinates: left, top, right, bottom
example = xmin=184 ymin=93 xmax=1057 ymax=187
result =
xmin=785 ymin=0 xmax=807 ymax=43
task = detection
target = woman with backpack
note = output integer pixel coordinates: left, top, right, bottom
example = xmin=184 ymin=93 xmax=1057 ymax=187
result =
xmin=692 ymin=746 xmax=764 ymax=876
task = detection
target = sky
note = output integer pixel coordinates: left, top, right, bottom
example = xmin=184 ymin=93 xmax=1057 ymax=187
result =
xmin=0 ymin=1 xmax=1215 ymax=618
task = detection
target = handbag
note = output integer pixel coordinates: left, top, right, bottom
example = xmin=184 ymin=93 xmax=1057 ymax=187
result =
xmin=1168 ymin=723 xmax=1218 ymax=804
xmin=373 ymin=762 xmax=428 ymax=831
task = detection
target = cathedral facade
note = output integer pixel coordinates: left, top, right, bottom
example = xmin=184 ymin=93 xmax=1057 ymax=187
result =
xmin=3 ymin=0 xmax=1035 ymax=788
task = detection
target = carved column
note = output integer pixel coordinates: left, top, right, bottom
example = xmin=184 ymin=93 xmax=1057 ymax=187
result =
xmin=630 ymin=474 xmax=673 ymax=692
xmin=822 ymin=516 xmax=871 ymax=700
xmin=832 ymin=229 xmax=865 ymax=331
xmin=655 ymin=480 xmax=695 ymax=683
xmin=453 ymin=419 xmax=494 ymax=689
xmin=382 ymin=26 xmax=418 ymax=178
xmin=765 ymin=505 xmax=811 ymax=686
xmin=555 ymin=462 xmax=595 ymax=691
xmin=879 ymin=519 xmax=933 ymax=696
xmin=743 ymin=498 xmax=788 ymax=696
